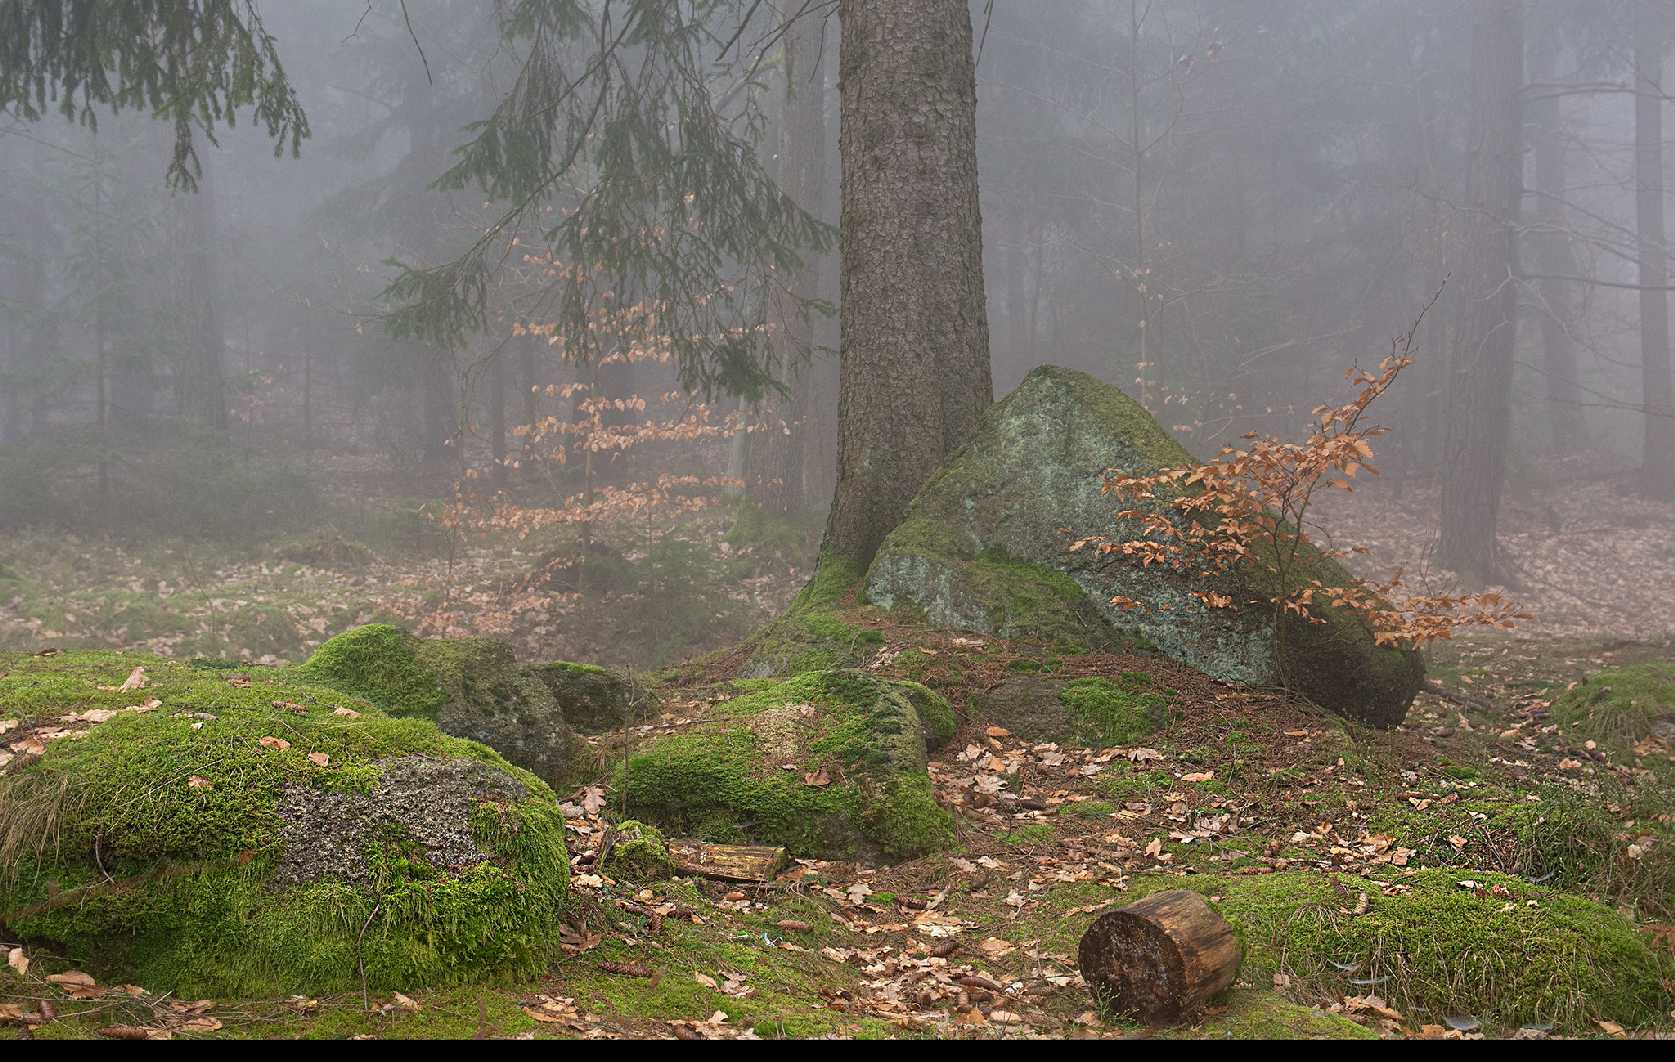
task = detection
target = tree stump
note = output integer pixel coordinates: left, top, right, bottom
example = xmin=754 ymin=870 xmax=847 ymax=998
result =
xmin=1077 ymin=889 xmax=1241 ymax=1025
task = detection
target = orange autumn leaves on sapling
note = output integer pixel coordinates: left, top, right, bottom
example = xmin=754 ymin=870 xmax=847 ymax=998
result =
xmin=1075 ymin=342 xmax=1525 ymax=650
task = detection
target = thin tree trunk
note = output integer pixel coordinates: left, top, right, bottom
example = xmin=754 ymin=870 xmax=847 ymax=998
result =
xmin=824 ymin=0 xmax=994 ymax=569
xmin=489 ymin=346 xmax=507 ymax=488
xmin=1438 ymin=0 xmax=1522 ymax=587
xmin=1636 ymin=2 xmax=1675 ymax=498
xmin=180 ymin=157 xmax=228 ymax=433
xmin=1528 ymin=27 xmax=1587 ymax=455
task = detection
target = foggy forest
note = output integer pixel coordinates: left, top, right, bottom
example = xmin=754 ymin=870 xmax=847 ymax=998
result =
xmin=2 ymin=0 xmax=1674 ymax=1041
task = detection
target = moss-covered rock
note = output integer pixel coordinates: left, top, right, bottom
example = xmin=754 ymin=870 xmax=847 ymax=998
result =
xmin=523 ymin=660 xmax=653 ymax=734
xmin=863 ymin=366 xmax=1422 ymax=727
xmin=299 ymin=624 xmax=592 ymax=788
xmin=1552 ymin=662 xmax=1675 ymax=760
xmin=618 ymin=670 xmax=955 ymax=861
xmin=0 ymin=650 xmax=569 ymax=997
xmin=972 ymin=671 xmax=1169 ymax=747
xmin=603 ymin=820 xmax=676 ymax=882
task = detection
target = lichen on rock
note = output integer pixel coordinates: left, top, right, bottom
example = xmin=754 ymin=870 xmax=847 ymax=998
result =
xmin=863 ymin=365 xmax=1423 ymax=727
xmin=0 ymin=650 xmax=569 ymax=997
xmin=299 ymin=623 xmax=594 ymax=788
xmin=618 ymin=669 xmax=955 ymax=861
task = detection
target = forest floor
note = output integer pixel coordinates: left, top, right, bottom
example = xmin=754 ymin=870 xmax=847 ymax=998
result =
xmin=3 ymin=471 xmax=1675 ymax=1039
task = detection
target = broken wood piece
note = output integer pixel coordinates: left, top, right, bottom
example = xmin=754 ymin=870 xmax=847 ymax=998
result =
xmin=666 ymin=839 xmax=787 ymax=883
xmin=1077 ymin=889 xmax=1241 ymax=1026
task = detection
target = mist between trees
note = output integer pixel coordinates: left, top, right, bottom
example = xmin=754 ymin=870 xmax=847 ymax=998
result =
xmin=0 ymin=0 xmax=1668 ymax=653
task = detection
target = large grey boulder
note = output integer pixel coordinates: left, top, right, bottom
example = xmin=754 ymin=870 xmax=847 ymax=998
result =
xmin=864 ymin=366 xmax=1423 ymax=728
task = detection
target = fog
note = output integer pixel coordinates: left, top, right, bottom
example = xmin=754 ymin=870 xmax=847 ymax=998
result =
xmin=2 ymin=0 xmax=1672 ymax=665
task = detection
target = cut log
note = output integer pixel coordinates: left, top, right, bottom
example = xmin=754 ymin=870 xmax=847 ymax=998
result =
xmin=1077 ymin=889 xmax=1241 ymax=1025
xmin=666 ymin=839 xmax=787 ymax=883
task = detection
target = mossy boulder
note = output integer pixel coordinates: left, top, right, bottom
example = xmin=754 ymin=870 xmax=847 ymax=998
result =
xmin=299 ymin=624 xmax=593 ymax=788
xmin=974 ymin=672 xmax=1169 ymax=747
xmin=864 ymin=366 xmax=1423 ymax=727
xmin=524 ymin=660 xmax=652 ymax=733
xmin=1552 ymin=662 xmax=1675 ymax=760
xmin=618 ymin=670 xmax=956 ymax=861
xmin=0 ymin=651 xmax=569 ymax=997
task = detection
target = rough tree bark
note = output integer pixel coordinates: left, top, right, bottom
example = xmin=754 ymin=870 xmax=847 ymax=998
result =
xmin=1438 ymin=0 xmax=1522 ymax=586
xmin=822 ymin=0 xmax=994 ymax=569
xmin=1636 ymin=2 xmax=1675 ymax=499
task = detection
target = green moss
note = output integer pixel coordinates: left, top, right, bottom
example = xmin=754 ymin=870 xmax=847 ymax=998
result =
xmin=1016 ymin=870 xmax=1671 ymax=1033
xmin=1058 ymin=672 xmax=1170 ymax=746
xmin=1552 ymin=663 xmax=1675 ymax=760
xmin=1095 ymin=769 xmax=1173 ymax=801
xmin=603 ymin=820 xmax=675 ymax=882
xmin=1370 ymin=784 xmax=1675 ymax=918
xmin=299 ymin=625 xmax=591 ymax=788
xmin=1000 ymin=823 xmax=1057 ymax=847
xmin=741 ymin=558 xmax=892 ymax=677
xmin=618 ymin=670 xmax=954 ymax=860
xmin=1059 ymin=799 xmax=1117 ymax=819
xmin=0 ymin=650 xmax=569 ymax=997
xmin=297 ymin=623 xmax=446 ymax=715
xmin=892 ymin=679 xmax=958 ymax=750
xmin=1160 ymin=989 xmax=1377 ymax=1040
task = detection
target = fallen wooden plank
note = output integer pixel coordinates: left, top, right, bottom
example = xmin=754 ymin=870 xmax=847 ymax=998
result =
xmin=666 ymin=839 xmax=787 ymax=883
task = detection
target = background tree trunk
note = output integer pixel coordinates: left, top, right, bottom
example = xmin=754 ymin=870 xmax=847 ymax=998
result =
xmin=823 ymin=0 xmax=994 ymax=569
xmin=1528 ymin=24 xmax=1587 ymax=456
xmin=1438 ymin=0 xmax=1522 ymax=586
xmin=179 ymin=157 xmax=228 ymax=432
xmin=1636 ymin=1 xmax=1675 ymax=498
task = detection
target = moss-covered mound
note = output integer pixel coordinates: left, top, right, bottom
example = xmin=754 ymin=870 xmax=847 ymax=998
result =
xmin=741 ymin=559 xmax=888 ymax=678
xmin=863 ymin=366 xmax=1423 ymax=728
xmin=524 ymin=660 xmax=652 ymax=733
xmin=299 ymin=624 xmax=592 ymax=788
xmin=0 ymin=651 xmax=569 ymax=997
xmin=1552 ymin=662 xmax=1675 ymax=760
xmin=619 ymin=670 xmax=956 ymax=861
xmin=1135 ymin=871 xmax=1670 ymax=1033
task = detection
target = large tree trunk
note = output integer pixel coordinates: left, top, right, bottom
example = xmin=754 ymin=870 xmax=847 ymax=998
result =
xmin=1528 ymin=26 xmax=1587 ymax=456
xmin=1438 ymin=0 xmax=1522 ymax=586
xmin=1636 ymin=2 xmax=1675 ymax=498
xmin=823 ymin=0 xmax=994 ymax=569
